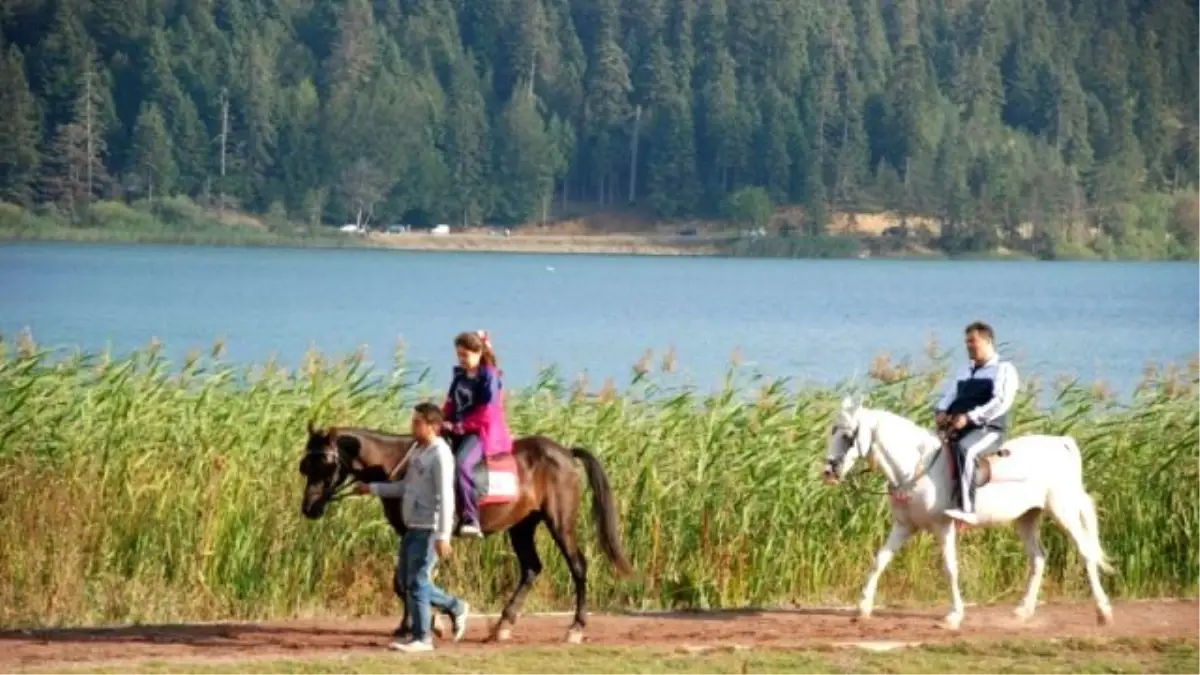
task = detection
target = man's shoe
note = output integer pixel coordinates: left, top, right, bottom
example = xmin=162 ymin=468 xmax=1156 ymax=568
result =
xmin=945 ymin=508 xmax=980 ymax=525
xmin=389 ymin=639 xmax=434 ymax=653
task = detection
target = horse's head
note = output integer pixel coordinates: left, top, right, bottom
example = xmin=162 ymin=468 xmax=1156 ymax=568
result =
xmin=298 ymin=421 xmax=358 ymax=519
xmin=823 ymin=395 xmax=873 ymax=485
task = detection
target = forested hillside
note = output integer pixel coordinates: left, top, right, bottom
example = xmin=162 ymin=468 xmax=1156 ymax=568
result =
xmin=0 ymin=0 xmax=1196 ymax=257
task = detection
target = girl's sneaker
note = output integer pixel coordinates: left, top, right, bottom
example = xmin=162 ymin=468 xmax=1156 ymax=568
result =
xmin=452 ymin=603 xmax=470 ymax=642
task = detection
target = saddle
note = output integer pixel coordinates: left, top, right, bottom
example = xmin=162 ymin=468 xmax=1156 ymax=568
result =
xmin=474 ymin=452 xmax=519 ymax=507
xmin=939 ymin=427 xmax=1011 ymax=499
xmin=441 ymin=431 xmax=520 ymax=509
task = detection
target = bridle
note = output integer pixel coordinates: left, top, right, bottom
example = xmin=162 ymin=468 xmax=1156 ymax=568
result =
xmin=830 ymin=421 xmax=891 ymax=497
xmin=304 ymin=442 xmax=359 ymax=506
xmin=830 ymin=420 xmax=947 ymax=503
xmin=304 ymin=434 xmax=417 ymax=508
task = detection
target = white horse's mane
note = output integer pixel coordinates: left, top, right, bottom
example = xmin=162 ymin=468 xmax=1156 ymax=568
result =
xmin=859 ymin=405 xmax=941 ymax=452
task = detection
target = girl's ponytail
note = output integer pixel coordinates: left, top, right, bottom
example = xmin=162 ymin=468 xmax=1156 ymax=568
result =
xmin=477 ymin=330 xmax=498 ymax=369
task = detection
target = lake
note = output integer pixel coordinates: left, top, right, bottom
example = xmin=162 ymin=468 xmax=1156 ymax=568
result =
xmin=1 ymin=242 xmax=1196 ymax=398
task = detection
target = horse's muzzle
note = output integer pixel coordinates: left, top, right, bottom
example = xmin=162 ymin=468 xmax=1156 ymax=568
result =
xmin=302 ymin=491 xmax=329 ymax=519
xmin=821 ymin=463 xmax=840 ymax=485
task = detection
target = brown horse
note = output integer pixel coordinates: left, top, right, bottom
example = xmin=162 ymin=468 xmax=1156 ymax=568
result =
xmin=298 ymin=422 xmax=632 ymax=644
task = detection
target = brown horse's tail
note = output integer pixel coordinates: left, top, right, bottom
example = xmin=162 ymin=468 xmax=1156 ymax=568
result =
xmin=572 ymin=446 xmax=633 ymax=576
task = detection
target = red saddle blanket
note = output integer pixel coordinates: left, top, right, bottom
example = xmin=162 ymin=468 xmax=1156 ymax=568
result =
xmin=475 ymin=452 xmax=519 ymax=506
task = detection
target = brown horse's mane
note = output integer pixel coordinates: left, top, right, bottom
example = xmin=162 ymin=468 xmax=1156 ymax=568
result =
xmin=325 ymin=425 xmax=413 ymax=445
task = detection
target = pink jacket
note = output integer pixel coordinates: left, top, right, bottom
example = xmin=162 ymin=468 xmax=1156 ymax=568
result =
xmin=441 ymin=365 xmax=513 ymax=457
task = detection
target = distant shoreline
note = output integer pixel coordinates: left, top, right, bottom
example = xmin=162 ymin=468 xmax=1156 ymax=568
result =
xmin=364 ymin=231 xmax=724 ymax=256
xmin=6 ymin=227 xmax=1198 ymax=262
xmin=0 ymin=227 xmax=982 ymax=260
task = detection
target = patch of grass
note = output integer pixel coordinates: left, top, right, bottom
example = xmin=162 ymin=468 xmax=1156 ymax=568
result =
xmin=27 ymin=638 xmax=1200 ymax=674
xmin=0 ymin=199 xmax=361 ymax=249
xmin=0 ymin=333 xmax=1196 ymax=627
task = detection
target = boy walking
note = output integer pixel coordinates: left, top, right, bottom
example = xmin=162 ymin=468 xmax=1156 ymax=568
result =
xmin=354 ymin=402 xmax=469 ymax=652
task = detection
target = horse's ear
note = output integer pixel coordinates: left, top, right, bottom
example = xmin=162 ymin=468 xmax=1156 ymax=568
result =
xmin=307 ymin=419 xmax=316 ymax=436
xmin=841 ymin=394 xmax=864 ymax=413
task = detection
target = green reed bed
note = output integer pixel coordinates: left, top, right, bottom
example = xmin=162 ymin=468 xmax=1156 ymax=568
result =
xmin=0 ymin=334 xmax=1196 ymax=628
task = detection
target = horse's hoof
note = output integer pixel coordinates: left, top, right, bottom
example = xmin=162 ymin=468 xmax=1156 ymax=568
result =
xmin=565 ymin=629 xmax=584 ymax=645
xmin=852 ymin=612 xmax=871 ymax=623
xmin=490 ymin=626 xmax=512 ymax=642
xmin=392 ymin=624 xmax=411 ymax=639
xmin=1012 ymin=606 xmax=1034 ymax=621
xmin=432 ymin=615 xmax=449 ymax=639
xmin=941 ymin=613 xmax=963 ymax=630
xmin=1097 ymin=607 xmax=1114 ymax=626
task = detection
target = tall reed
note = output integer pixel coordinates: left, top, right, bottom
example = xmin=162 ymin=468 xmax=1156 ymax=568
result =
xmin=0 ymin=334 xmax=1195 ymax=628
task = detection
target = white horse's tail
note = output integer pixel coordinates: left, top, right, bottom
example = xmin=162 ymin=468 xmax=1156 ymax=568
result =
xmin=1063 ymin=437 xmax=1115 ymax=575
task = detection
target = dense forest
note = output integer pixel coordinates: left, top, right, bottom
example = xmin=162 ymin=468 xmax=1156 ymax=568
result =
xmin=0 ymin=0 xmax=1196 ymax=257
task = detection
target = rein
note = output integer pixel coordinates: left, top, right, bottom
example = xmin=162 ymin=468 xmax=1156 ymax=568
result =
xmin=319 ymin=438 xmax=417 ymax=505
xmin=842 ymin=428 xmax=947 ymax=505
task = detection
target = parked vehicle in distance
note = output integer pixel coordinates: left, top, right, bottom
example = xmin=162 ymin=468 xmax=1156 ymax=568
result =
xmin=431 ymin=224 xmax=450 ymax=236
xmin=339 ymin=223 xmax=365 ymax=234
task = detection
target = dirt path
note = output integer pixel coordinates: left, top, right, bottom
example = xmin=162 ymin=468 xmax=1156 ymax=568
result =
xmin=2 ymin=599 xmax=1195 ymax=671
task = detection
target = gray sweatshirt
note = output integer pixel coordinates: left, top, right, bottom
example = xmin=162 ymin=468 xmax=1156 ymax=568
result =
xmin=368 ymin=437 xmax=455 ymax=541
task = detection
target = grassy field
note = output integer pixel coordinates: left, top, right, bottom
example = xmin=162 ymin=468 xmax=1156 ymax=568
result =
xmin=0 ymin=333 xmax=1196 ymax=628
xmin=20 ymin=638 xmax=1199 ymax=674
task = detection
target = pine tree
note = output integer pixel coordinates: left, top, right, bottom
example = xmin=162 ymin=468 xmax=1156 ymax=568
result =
xmin=36 ymin=0 xmax=93 ymax=134
xmin=578 ymin=0 xmax=628 ymax=201
xmin=0 ymin=45 xmax=43 ymax=204
xmin=492 ymin=87 xmax=553 ymax=223
xmin=42 ymin=52 xmax=113 ymax=217
xmin=444 ymin=52 xmax=490 ymax=225
xmin=143 ymin=29 xmax=205 ymax=194
xmin=129 ymin=101 xmax=175 ymax=200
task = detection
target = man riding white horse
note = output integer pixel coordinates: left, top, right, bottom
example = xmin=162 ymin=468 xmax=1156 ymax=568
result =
xmin=935 ymin=320 xmax=1019 ymax=526
xmin=821 ymin=324 xmax=1115 ymax=628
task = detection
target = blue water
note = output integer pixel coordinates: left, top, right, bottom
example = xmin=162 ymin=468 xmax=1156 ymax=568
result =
xmin=1 ymin=242 xmax=1196 ymax=397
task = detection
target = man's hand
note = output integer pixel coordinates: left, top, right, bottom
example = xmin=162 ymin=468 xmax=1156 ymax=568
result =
xmin=435 ymin=539 xmax=452 ymax=558
xmin=951 ymin=414 xmax=968 ymax=430
xmin=352 ymin=482 xmax=372 ymax=496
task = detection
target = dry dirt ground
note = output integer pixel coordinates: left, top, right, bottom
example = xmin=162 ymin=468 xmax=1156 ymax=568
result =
xmin=1 ymin=599 xmax=1195 ymax=672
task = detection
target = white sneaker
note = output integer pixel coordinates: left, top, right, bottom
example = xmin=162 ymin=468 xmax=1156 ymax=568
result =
xmin=452 ymin=603 xmax=470 ymax=642
xmin=945 ymin=508 xmax=979 ymax=525
xmin=458 ymin=523 xmax=482 ymax=538
xmin=389 ymin=639 xmax=434 ymax=653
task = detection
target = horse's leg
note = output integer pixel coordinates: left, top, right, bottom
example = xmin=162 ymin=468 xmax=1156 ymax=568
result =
xmin=856 ymin=521 xmax=911 ymax=621
xmin=1013 ymin=509 xmax=1046 ymax=621
xmin=490 ymin=516 xmax=543 ymax=642
xmin=544 ymin=503 xmax=588 ymax=644
xmin=934 ymin=521 xmax=965 ymax=629
xmin=1048 ymin=490 xmax=1113 ymax=625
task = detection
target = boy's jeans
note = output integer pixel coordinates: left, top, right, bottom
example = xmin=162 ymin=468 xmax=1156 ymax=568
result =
xmin=398 ymin=529 xmax=465 ymax=642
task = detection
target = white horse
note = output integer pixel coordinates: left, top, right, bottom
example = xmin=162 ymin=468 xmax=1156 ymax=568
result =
xmin=821 ymin=395 xmax=1114 ymax=629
